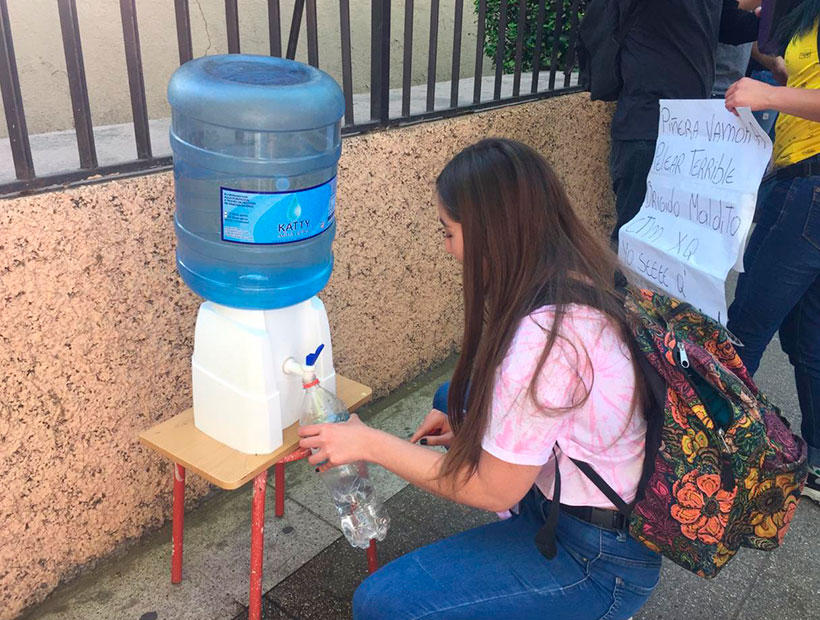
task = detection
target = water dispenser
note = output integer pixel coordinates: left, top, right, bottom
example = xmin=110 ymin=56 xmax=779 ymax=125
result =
xmin=168 ymin=54 xmax=345 ymax=454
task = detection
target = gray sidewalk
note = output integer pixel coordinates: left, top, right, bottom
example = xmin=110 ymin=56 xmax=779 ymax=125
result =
xmin=21 ymin=340 xmax=820 ymax=620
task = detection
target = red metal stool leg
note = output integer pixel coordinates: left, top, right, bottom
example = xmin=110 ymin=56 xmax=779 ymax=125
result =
xmin=272 ymin=447 xmax=310 ymax=518
xmin=249 ymin=470 xmax=268 ymax=620
xmin=367 ymin=539 xmax=378 ymax=574
xmin=274 ymin=462 xmax=285 ymax=517
xmin=171 ymin=463 xmax=185 ymax=584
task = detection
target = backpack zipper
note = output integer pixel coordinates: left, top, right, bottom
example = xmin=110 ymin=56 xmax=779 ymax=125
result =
xmin=674 ymin=341 xmax=733 ymax=443
xmin=677 ymin=342 xmax=690 ymax=369
xmin=674 ymin=336 xmax=736 ymax=491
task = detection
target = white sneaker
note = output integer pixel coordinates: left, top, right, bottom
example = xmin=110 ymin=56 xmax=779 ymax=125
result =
xmin=802 ymin=465 xmax=820 ymax=506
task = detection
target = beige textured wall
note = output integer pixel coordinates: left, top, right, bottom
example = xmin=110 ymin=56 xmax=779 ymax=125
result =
xmin=0 ymin=93 xmax=613 ymax=619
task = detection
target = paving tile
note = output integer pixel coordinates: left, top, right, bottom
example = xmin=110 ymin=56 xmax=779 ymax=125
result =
xmin=264 ymin=486 xmax=447 ymax=620
xmin=384 ymin=484 xmax=496 ymax=539
xmin=232 ymin=599 xmax=298 ymax=620
xmin=731 ymin=501 xmax=820 ymax=620
xmin=368 ymin=390 xmax=439 ymax=441
xmin=635 ymin=547 xmax=770 ymax=620
xmin=25 ymin=538 xmax=242 ymax=620
xmin=182 ymin=486 xmax=342 ymax=607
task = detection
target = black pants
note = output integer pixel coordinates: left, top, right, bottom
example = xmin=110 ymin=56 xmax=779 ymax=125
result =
xmin=609 ymin=139 xmax=656 ymax=248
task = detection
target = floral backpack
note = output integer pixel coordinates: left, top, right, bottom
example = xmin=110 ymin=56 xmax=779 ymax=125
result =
xmin=536 ymin=287 xmax=808 ymax=578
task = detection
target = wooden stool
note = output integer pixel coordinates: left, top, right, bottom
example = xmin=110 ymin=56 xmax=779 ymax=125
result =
xmin=139 ymin=376 xmax=378 ymax=620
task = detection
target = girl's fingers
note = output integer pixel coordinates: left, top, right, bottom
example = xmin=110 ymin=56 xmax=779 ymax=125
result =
xmin=308 ymin=449 xmax=329 ymax=466
xmin=298 ymin=423 xmax=323 ymax=437
xmin=410 ymin=411 xmax=441 ymax=442
xmin=725 ymin=93 xmax=739 ymax=115
xmin=299 ymin=436 xmax=322 ymax=450
xmin=410 ymin=421 xmax=438 ymax=443
xmin=423 ymin=432 xmax=453 ymax=447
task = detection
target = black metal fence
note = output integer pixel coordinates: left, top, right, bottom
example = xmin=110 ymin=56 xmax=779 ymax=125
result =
xmin=0 ymin=0 xmax=585 ymax=197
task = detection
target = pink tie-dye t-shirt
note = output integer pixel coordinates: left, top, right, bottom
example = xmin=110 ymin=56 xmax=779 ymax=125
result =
xmin=481 ymin=304 xmax=645 ymax=509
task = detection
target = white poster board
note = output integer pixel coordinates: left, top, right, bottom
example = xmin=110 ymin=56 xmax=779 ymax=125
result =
xmin=618 ymin=100 xmax=772 ymax=324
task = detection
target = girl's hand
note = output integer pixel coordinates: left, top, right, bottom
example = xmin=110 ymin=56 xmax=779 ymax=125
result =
xmin=298 ymin=414 xmax=376 ymax=467
xmin=410 ymin=409 xmax=453 ymax=447
xmin=725 ymin=77 xmax=777 ymax=114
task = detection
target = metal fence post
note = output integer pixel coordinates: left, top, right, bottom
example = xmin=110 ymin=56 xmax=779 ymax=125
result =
xmin=370 ymin=0 xmax=390 ymax=124
xmin=0 ymin=0 xmax=33 ymax=180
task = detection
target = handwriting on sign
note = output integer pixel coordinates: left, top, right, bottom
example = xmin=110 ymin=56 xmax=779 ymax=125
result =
xmin=623 ymin=241 xmax=689 ymax=296
xmin=624 ymin=215 xmax=664 ymax=243
xmin=668 ymin=232 xmax=699 ymax=261
xmin=619 ymin=100 xmax=772 ymax=325
xmin=653 ymin=143 xmax=737 ymax=186
xmin=659 ymin=106 xmax=768 ymax=148
xmin=644 ymin=183 xmax=743 ymax=237
xmin=687 ymin=193 xmax=742 ymax=236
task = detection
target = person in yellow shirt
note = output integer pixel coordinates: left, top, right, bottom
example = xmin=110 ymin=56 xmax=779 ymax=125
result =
xmin=724 ymin=0 xmax=820 ymax=505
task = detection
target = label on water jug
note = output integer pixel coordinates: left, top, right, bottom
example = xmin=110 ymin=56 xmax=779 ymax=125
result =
xmin=220 ymin=177 xmax=336 ymax=244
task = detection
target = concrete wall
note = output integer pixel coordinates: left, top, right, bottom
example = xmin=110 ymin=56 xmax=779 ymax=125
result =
xmin=0 ymin=93 xmax=614 ymax=619
xmin=3 ymin=0 xmax=489 ymax=138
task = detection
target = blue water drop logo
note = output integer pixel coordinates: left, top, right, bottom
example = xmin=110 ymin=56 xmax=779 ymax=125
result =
xmin=286 ymin=196 xmax=302 ymax=221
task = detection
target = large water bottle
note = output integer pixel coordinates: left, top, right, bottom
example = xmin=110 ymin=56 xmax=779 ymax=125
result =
xmin=168 ymin=54 xmax=345 ymax=309
xmin=298 ymin=346 xmax=390 ymax=549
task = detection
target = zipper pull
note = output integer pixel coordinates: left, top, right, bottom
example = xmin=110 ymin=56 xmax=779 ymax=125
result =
xmin=677 ymin=342 xmax=690 ymax=369
xmin=717 ymin=428 xmax=732 ymax=453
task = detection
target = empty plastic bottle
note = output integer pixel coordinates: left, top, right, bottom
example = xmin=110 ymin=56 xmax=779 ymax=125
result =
xmin=296 ymin=345 xmax=389 ymax=548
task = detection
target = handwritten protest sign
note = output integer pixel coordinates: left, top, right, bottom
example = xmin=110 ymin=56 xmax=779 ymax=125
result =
xmin=618 ymin=100 xmax=772 ymax=324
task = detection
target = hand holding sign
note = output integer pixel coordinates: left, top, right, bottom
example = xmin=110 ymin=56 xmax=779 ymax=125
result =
xmin=618 ymin=100 xmax=772 ymax=324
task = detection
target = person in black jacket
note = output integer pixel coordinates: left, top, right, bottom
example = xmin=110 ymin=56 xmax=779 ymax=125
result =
xmin=610 ymin=0 xmax=759 ymax=247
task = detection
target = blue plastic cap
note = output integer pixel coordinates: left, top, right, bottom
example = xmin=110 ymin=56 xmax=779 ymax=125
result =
xmin=306 ymin=344 xmax=325 ymax=367
xmin=168 ymin=54 xmax=345 ymax=132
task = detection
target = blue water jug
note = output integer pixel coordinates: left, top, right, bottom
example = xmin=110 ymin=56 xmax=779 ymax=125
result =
xmin=168 ymin=54 xmax=345 ymax=309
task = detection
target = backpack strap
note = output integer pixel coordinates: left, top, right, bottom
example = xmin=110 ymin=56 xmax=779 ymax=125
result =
xmin=534 ymin=448 xmax=562 ymax=559
xmin=568 ymin=457 xmax=632 ymax=517
xmin=534 ymin=449 xmax=633 ymax=560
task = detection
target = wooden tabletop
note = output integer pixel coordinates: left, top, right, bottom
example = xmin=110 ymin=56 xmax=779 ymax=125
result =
xmin=138 ymin=376 xmax=372 ymax=490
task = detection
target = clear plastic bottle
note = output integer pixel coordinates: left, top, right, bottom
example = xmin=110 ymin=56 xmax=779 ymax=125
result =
xmin=295 ymin=346 xmax=389 ymax=549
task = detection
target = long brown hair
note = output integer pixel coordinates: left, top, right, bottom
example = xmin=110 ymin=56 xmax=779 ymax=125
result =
xmin=436 ymin=138 xmax=645 ymax=482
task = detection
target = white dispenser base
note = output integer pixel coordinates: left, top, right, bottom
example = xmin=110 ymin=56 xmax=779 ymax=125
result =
xmin=191 ymin=297 xmax=336 ymax=455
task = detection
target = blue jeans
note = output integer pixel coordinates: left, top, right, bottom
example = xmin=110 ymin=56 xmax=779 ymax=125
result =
xmin=353 ymin=488 xmax=661 ymax=619
xmin=727 ymin=175 xmax=820 ymax=468
xmin=432 ymin=381 xmax=450 ymax=414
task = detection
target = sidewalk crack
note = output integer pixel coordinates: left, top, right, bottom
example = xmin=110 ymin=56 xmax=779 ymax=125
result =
xmin=729 ymin=553 xmax=774 ymax=620
xmin=286 ymin=497 xmax=344 ymax=535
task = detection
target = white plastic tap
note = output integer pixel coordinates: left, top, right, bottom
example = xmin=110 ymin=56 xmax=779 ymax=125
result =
xmin=283 ymin=344 xmax=325 ymax=385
